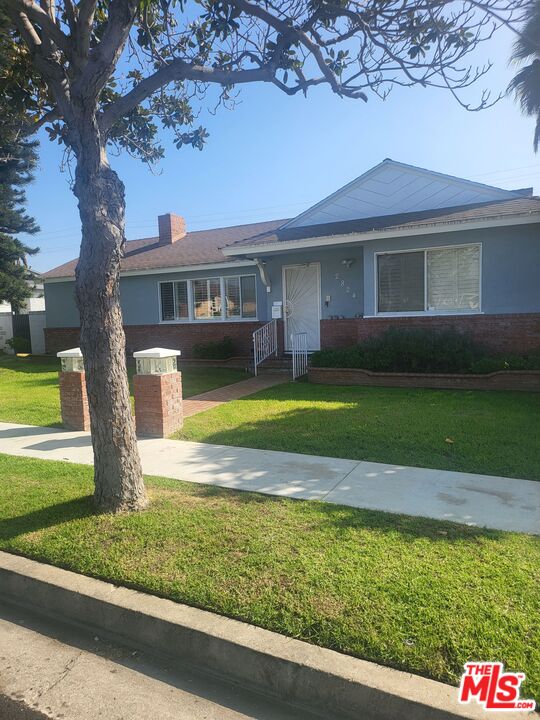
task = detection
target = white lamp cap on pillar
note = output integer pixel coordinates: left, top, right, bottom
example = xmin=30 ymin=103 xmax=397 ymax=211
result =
xmin=133 ymin=348 xmax=181 ymax=359
xmin=133 ymin=348 xmax=181 ymax=375
xmin=57 ymin=347 xmax=83 ymax=358
xmin=57 ymin=348 xmax=84 ymax=372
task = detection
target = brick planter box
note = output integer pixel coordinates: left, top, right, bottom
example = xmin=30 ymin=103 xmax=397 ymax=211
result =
xmin=308 ymin=367 xmax=540 ymax=392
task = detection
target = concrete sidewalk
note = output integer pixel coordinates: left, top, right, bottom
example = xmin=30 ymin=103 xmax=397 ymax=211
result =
xmin=0 ymin=421 xmax=538 ymax=534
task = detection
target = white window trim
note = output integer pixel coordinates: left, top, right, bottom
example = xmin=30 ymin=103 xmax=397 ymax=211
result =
xmin=158 ymin=274 xmax=258 ymax=324
xmin=374 ymin=242 xmax=482 ymax=317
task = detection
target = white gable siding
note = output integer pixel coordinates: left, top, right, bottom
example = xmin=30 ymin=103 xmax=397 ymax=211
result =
xmin=285 ymin=160 xmax=518 ymax=228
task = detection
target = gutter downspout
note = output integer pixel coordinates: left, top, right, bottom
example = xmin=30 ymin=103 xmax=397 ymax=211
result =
xmin=254 ymin=258 xmax=271 ymax=292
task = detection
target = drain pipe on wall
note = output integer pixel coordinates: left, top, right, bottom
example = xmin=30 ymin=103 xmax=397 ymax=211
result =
xmin=253 ymin=258 xmax=271 ymax=293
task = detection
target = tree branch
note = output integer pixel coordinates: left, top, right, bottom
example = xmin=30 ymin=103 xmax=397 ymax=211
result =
xmin=76 ymin=0 xmax=139 ymax=102
xmin=76 ymin=0 xmax=97 ymax=62
xmin=4 ymin=0 xmax=71 ymax=55
xmin=99 ymin=61 xmax=274 ymax=133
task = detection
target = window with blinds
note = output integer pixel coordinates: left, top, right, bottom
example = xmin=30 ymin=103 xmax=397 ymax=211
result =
xmin=160 ymin=281 xmax=188 ymax=321
xmin=193 ymin=278 xmax=222 ymax=319
xmin=160 ymin=282 xmax=175 ymax=321
xmin=160 ymin=275 xmax=256 ymax=321
xmin=240 ymin=275 xmax=256 ymax=318
xmin=377 ymin=245 xmax=480 ymax=314
xmin=225 ymin=277 xmax=241 ymax=317
xmin=377 ymin=252 xmax=424 ymax=313
xmin=427 ymin=245 xmax=480 ymax=311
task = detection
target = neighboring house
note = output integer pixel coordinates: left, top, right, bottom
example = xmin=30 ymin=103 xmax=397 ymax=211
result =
xmin=42 ymin=160 xmax=540 ymax=359
xmin=0 ymin=281 xmax=46 ymax=354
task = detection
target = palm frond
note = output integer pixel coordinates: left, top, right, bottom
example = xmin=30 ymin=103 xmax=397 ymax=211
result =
xmin=508 ymin=59 xmax=540 ymax=115
xmin=511 ymin=1 xmax=540 ymax=62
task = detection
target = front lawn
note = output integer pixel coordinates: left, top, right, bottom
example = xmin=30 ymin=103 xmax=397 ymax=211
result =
xmin=0 ymin=453 xmax=538 ymax=699
xmin=176 ymin=383 xmax=540 ymax=480
xmin=0 ymin=353 xmax=248 ymax=427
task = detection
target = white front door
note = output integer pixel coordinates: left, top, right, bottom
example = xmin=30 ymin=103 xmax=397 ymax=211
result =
xmin=283 ymin=263 xmax=321 ymax=351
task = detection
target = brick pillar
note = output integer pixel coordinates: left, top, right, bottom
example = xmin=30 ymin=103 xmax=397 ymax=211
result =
xmin=133 ymin=348 xmax=183 ymax=437
xmin=57 ymin=348 xmax=90 ymax=432
xmin=58 ymin=371 xmax=90 ymax=431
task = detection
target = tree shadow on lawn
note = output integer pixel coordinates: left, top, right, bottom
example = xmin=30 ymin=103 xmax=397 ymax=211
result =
xmin=0 ymin=482 xmax=506 ymax=546
xmin=182 ymin=399 xmax=540 ymax=481
xmin=0 ymin=356 xmax=58 ymax=373
xmin=191 ymin=482 xmax=508 ymax=543
xmin=0 ymin=496 xmax=95 ymax=542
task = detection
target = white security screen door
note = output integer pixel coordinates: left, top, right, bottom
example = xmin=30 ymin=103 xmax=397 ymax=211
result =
xmin=283 ymin=263 xmax=321 ymax=351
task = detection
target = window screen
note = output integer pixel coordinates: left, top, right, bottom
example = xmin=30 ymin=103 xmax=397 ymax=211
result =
xmin=175 ymin=281 xmax=189 ymax=319
xmin=240 ymin=276 xmax=256 ymax=318
xmin=427 ymin=246 xmax=480 ymax=311
xmin=225 ymin=277 xmax=241 ymax=317
xmin=193 ymin=279 xmax=222 ymax=319
xmin=377 ymin=252 xmax=424 ymax=313
xmin=160 ymin=283 xmax=175 ymax=321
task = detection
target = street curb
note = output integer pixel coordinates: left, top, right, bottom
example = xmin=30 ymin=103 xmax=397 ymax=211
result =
xmin=0 ymin=552 xmax=533 ymax=720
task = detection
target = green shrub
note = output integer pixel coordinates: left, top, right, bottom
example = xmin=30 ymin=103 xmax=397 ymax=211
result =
xmin=311 ymin=327 xmax=483 ymax=374
xmin=312 ymin=328 xmax=540 ymax=375
xmin=470 ymin=354 xmax=540 ymax=374
xmin=193 ymin=336 xmax=236 ymax=360
xmin=6 ymin=336 xmax=31 ymax=354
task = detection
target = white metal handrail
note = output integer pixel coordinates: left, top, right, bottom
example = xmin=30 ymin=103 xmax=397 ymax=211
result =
xmin=252 ymin=319 xmax=278 ymax=375
xmin=291 ymin=332 xmax=308 ymax=380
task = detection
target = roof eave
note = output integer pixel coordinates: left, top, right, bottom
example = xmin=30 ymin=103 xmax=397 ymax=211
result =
xmin=222 ymin=212 xmax=540 ymax=257
xmin=43 ymin=258 xmax=256 ymax=283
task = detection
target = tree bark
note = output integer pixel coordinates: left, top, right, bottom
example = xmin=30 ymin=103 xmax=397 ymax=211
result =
xmin=73 ymin=123 xmax=147 ymax=513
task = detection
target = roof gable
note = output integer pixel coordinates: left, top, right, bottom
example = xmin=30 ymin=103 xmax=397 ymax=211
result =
xmin=283 ymin=159 xmax=521 ymax=229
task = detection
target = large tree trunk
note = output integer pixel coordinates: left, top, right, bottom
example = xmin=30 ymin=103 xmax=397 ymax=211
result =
xmin=73 ymin=128 xmax=147 ymax=513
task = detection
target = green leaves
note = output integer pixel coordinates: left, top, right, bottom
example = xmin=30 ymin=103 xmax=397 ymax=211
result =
xmin=173 ymin=125 xmax=209 ymax=150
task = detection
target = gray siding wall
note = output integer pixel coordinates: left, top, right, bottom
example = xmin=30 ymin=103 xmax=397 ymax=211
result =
xmin=260 ymin=248 xmax=364 ymax=319
xmin=44 ymin=281 xmax=79 ymax=328
xmin=45 ymin=264 xmax=265 ymax=328
xmin=44 ymin=224 xmax=539 ymax=330
xmin=362 ymin=224 xmax=540 ymax=316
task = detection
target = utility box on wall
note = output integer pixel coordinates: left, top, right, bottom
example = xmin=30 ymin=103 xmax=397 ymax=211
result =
xmin=271 ymin=302 xmax=282 ymax=319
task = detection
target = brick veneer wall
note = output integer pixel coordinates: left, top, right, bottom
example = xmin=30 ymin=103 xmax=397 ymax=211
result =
xmin=308 ymin=367 xmax=540 ymax=392
xmin=45 ymin=313 xmax=540 ymax=358
xmin=320 ymin=314 xmax=540 ymax=354
xmin=45 ymin=321 xmax=265 ymax=357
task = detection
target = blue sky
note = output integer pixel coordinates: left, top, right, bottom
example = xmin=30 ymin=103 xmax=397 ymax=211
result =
xmin=27 ymin=27 xmax=540 ymax=274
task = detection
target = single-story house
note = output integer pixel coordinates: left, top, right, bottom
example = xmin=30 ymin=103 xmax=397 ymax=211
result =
xmin=43 ymin=159 xmax=540 ymax=360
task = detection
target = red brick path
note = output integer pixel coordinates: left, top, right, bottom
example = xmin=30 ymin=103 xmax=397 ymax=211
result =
xmin=182 ymin=374 xmax=287 ymax=418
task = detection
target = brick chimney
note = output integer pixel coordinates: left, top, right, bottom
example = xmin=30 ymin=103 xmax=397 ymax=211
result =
xmin=158 ymin=213 xmax=186 ymax=244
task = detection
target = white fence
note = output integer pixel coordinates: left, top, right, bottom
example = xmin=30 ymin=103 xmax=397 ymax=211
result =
xmin=29 ymin=311 xmax=46 ymax=354
xmin=252 ymin=319 xmax=278 ymax=375
xmin=0 ymin=313 xmax=13 ymax=352
xmin=291 ymin=332 xmax=308 ymax=380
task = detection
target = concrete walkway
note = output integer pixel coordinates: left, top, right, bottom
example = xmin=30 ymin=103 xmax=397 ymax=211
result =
xmin=0 ymin=421 xmax=538 ymax=534
xmin=183 ymin=374 xmax=287 ymax=417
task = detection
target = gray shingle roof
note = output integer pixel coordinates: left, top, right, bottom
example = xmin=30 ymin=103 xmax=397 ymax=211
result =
xmin=44 ymin=197 xmax=540 ymax=280
xmin=42 ymin=219 xmax=288 ymax=279
xmin=229 ymin=198 xmax=540 ymax=249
